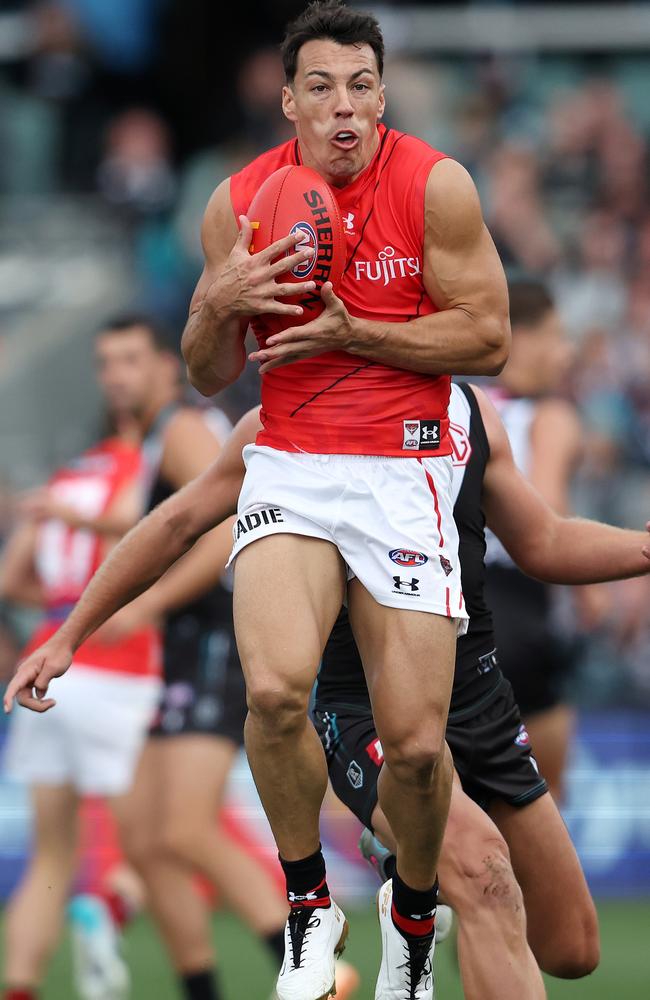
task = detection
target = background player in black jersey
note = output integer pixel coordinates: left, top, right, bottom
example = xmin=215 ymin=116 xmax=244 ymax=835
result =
xmin=483 ymin=280 xmax=598 ymax=802
xmin=8 ymin=390 xmax=650 ymax=999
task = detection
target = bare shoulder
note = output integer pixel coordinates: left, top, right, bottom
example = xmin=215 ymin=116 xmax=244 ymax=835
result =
xmin=166 ymin=407 xmax=215 ymax=443
xmin=425 ymin=159 xmax=483 ymax=240
xmin=201 ymin=177 xmax=239 ymax=259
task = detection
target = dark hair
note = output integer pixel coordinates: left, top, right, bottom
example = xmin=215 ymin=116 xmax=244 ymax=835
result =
xmin=281 ymin=0 xmax=384 ymax=82
xmin=97 ymin=313 xmax=175 ymax=352
xmin=508 ymin=280 xmax=554 ymax=331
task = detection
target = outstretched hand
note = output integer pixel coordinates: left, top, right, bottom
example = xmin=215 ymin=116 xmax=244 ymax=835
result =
xmin=3 ymin=639 xmax=73 ymax=714
xmin=249 ymin=283 xmax=354 ymax=374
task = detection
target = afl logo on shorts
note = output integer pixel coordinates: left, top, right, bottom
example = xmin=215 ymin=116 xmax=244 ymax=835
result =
xmin=289 ymin=222 xmax=317 ymax=277
xmin=389 ymin=549 xmax=428 ymax=567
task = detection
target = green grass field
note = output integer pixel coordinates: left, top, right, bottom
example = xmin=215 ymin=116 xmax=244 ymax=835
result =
xmin=3 ymin=900 xmax=649 ymax=999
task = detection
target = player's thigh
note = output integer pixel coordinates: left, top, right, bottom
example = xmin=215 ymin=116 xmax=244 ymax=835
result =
xmin=437 ymin=777 xmax=515 ymax=912
xmin=30 ymin=783 xmax=80 ymax=856
xmin=489 ymin=792 xmax=599 ymax=966
xmin=233 ymin=534 xmax=346 ymax=691
xmin=524 ymin=703 xmax=576 ymax=801
xmin=155 ymin=733 xmax=238 ymax=828
xmin=348 ymin=583 xmax=456 ymax=748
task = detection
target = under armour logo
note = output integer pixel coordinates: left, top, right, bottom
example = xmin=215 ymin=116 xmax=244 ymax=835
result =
xmin=343 ymin=212 xmax=355 ymax=233
xmin=393 ymin=576 xmax=419 ymax=592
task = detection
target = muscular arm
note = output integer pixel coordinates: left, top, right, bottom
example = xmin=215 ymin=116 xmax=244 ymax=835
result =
xmin=0 ymin=521 xmax=44 ymax=607
xmin=180 ymin=180 xmax=249 ymax=396
xmin=346 ymin=160 xmax=510 ymax=375
xmin=478 ymin=387 xmax=650 ymax=583
xmin=256 ymin=159 xmax=511 ymax=376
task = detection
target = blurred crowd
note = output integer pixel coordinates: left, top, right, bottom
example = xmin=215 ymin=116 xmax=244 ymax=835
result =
xmin=0 ymin=0 xmax=649 ymax=705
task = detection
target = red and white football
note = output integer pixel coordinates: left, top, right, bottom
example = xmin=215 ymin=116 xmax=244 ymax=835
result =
xmin=246 ymin=165 xmax=346 ymax=334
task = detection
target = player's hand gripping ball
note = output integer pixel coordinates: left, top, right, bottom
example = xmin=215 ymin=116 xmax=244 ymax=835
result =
xmin=247 ymin=165 xmax=346 ymax=338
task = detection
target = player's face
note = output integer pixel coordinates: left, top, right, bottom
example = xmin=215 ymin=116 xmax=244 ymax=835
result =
xmin=95 ymin=327 xmax=168 ymax=418
xmin=282 ymin=40 xmax=385 ymax=187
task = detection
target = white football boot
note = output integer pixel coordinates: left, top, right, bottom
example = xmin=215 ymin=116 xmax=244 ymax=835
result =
xmin=359 ymin=829 xmax=454 ymax=945
xmin=68 ymin=894 xmax=130 ymax=1000
xmin=375 ymin=880 xmax=436 ymax=1000
xmin=275 ymin=899 xmax=349 ymax=1000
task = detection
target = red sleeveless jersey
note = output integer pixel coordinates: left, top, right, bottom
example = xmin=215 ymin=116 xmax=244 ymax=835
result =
xmin=25 ymin=438 xmax=160 ymax=678
xmin=230 ymin=125 xmax=452 ymax=456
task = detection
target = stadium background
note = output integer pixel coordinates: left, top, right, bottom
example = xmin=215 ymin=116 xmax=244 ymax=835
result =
xmin=0 ymin=1 xmax=649 ymax=996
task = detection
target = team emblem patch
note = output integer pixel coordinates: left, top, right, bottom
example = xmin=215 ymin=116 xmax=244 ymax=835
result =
xmin=402 ymin=419 xmax=441 ymax=450
xmin=439 ymin=555 xmax=453 ymax=577
xmin=346 ymin=760 xmax=364 ymax=790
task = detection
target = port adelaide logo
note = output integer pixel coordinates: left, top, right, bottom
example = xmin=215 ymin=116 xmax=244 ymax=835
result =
xmin=389 ymin=549 xmax=428 ymax=567
xmin=289 ymin=221 xmax=317 ymax=278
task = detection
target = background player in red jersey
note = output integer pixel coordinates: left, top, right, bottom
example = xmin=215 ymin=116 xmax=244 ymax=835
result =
xmin=0 ymin=427 xmax=159 ymax=1000
xmin=180 ymin=5 xmax=510 ymax=995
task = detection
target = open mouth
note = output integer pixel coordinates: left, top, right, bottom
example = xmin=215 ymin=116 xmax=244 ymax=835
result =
xmin=331 ymin=130 xmax=359 ymax=150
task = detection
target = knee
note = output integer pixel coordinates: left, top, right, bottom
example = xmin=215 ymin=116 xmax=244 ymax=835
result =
xmin=158 ymin=820 xmax=198 ymax=867
xmin=120 ymin=822 xmax=156 ymax=873
xmin=246 ymin=672 xmax=311 ymax=738
xmin=444 ymin=837 xmax=524 ymax=923
xmin=541 ymin=907 xmax=600 ymax=979
xmin=381 ymin=726 xmax=446 ymax=790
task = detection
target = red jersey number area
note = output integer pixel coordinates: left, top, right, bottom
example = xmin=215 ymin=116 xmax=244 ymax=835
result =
xmin=25 ymin=439 xmax=160 ymax=679
xmin=230 ymin=125 xmax=452 ymax=457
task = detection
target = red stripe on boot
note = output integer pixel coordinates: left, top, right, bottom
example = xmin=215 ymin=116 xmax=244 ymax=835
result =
xmin=391 ymin=902 xmax=436 ymax=938
xmin=4 ymin=990 xmax=37 ymax=1000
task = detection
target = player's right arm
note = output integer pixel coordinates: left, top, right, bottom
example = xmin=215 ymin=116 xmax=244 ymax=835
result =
xmin=180 ymin=179 xmax=316 ymax=396
xmin=3 ymin=409 xmax=260 ymax=714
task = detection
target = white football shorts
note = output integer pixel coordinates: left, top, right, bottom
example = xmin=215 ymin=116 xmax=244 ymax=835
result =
xmin=229 ymin=445 xmax=468 ymax=631
xmin=3 ymin=665 xmax=160 ymax=797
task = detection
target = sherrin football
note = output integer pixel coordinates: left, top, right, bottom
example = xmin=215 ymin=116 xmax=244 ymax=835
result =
xmin=247 ymin=165 xmax=346 ymax=335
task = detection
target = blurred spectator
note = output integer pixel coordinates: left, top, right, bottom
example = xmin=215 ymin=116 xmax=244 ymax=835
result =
xmin=97 ymin=107 xmax=175 ymax=215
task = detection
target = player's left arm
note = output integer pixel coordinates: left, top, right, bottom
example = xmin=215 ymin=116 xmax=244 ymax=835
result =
xmin=253 ymin=159 xmax=510 ymax=375
xmin=478 ymin=386 xmax=650 ymax=583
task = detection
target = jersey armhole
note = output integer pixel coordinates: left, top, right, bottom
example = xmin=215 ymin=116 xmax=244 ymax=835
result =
xmin=457 ymin=382 xmax=490 ymax=461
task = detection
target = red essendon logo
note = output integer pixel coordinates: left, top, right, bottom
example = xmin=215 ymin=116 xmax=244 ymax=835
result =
xmin=389 ymin=549 xmax=428 ymax=567
xmin=405 ymin=422 xmax=418 ymax=435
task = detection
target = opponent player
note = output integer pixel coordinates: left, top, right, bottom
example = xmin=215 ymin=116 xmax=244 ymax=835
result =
xmin=484 ymin=280 xmax=587 ymax=800
xmin=8 ymin=391 xmax=650 ymax=998
xmin=0 ymin=427 xmax=159 ymax=1000
xmin=181 ymin=4 xmax=510 ymax=994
